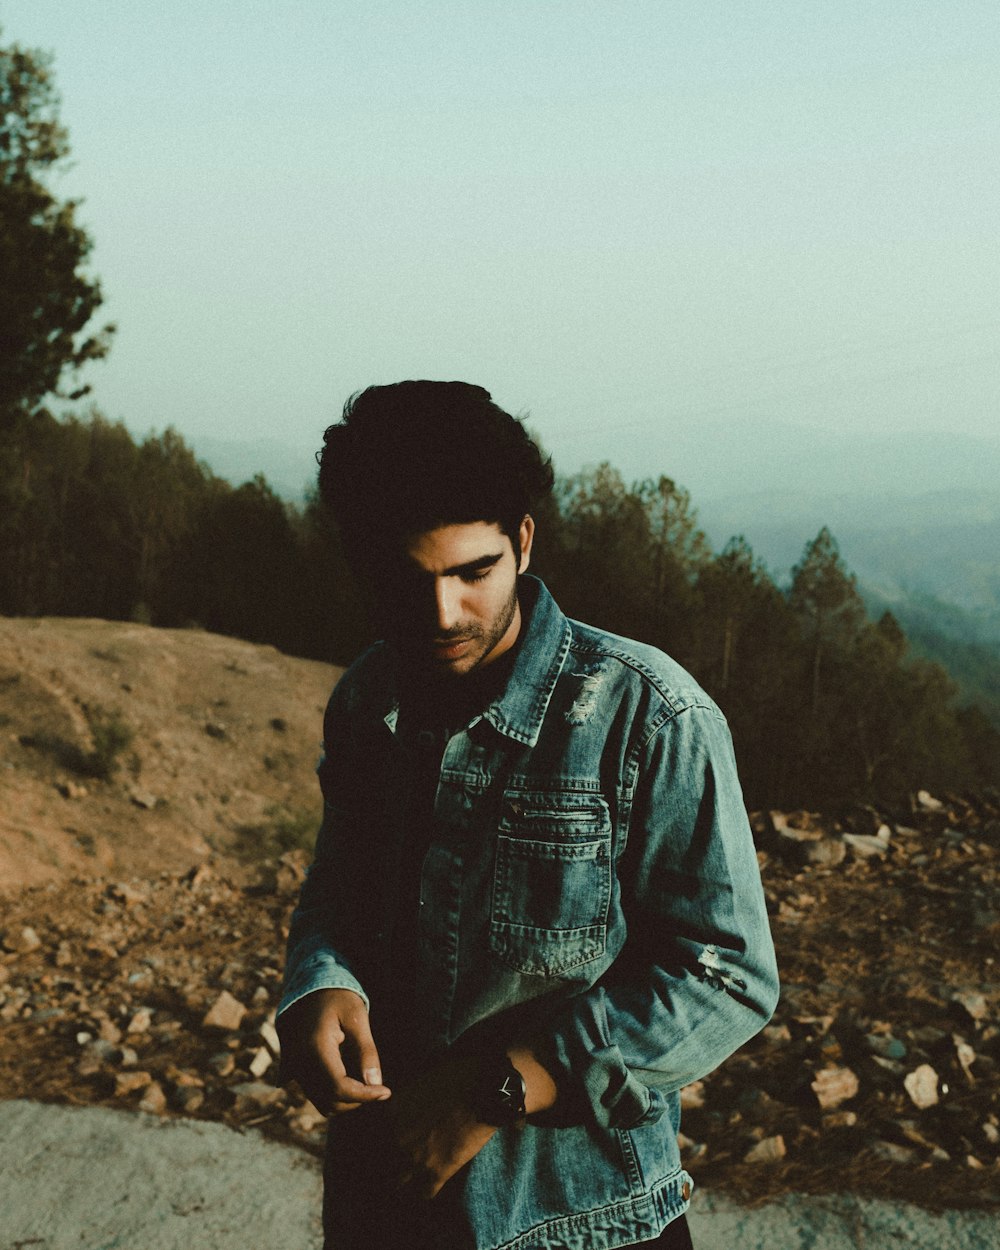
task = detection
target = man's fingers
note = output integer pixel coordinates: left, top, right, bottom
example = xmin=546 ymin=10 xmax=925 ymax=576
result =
xmin=339 ymin=1006 xmax=387 ymax=1090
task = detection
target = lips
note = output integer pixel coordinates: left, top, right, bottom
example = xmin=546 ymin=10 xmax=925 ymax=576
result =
xmin=432 ymin=637 xmax=474 ymax=661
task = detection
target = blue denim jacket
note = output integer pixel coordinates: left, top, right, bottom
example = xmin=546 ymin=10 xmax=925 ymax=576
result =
xmin=280 ymin=576 xmax=778 ymax=1249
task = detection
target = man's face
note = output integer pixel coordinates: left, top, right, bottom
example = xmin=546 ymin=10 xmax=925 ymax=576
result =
xmin=381 ymin=518 xmax=534 ymax=679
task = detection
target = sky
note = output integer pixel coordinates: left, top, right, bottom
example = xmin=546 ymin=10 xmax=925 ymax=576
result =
xmin=3 ymin=1 xmax=999 ymax=496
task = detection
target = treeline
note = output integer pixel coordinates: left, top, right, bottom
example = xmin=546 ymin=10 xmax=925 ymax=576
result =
xmin=2 ymin=410 xmax=998 ymax=810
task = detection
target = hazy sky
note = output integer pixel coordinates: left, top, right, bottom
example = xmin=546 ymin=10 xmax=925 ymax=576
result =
xmin=3 ymin=1 xmax=998 ymax=485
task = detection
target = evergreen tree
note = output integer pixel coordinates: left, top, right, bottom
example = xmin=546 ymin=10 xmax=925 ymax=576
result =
xmin=0 ymin=34 xmax=113 ymax=425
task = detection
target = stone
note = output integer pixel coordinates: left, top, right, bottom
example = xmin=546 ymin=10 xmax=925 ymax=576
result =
xmin=209 ymin=1051 xmax=236 ymax=1077
xmin=872 ymin=1140 xmax=917 ymax=1165
xmin=843 ymin=830 xmax=890 ymax=859
xmin=172 ymin=1085 xmax=205 ymax=1114
xmin=916 ymin=789 xmax=944 ymax=811
xmin=229 ymin=1081 xmax=286 ymax=1115
xmin=202 ymin=990 xmax=247 ymax=1032
xmin=184 ymin=862 xmax=213 ymax=889
xmin=109 ymin=881 xmax=146 ymax=907
xmin=951 ymin=991 xmax=989 ymax=1024
xmin=128 ymin=787 xmax=158 ymax=810
xmin=139 ymin=1081 xmax=167 ymax=1114
xmin=679 ymin=1081 xmax=705 ymax=1110
xmin=865 ymin=1032 xmax=907 ymax=1060
xmin=811 ymin=1066 xmax=859 ymax=1110
xmin=248 ymin=1047 xmax=272 ymax=1078
xmin=743 ymin=1135 xmax=786 ymax=1164
xmin=3 ymin=926 xmax=42 ymax=954
xmin=259 ymin=1019 xmax=280 ymax=1054
xmin=822 ymin=1110 xmax=858 ymax=1129
xmin=126 ymin=1007 xmax=153 ymax=1034
xmin=97 ymin=1018 xmax=123 ymax=1044
xmin=114 ymin=1070 xmax=153 ymax=1096
xmin=953 ymin=1036 xmax=977 ymax=1082
xmin=904 ymin=1064 xmax=939 ymax=1109
xmin=800 ymin=838 xmax=847 ymax=867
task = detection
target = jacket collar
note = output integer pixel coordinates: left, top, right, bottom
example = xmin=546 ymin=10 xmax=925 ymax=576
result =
xmin=481 ymin=575 xmax=572 ymax=748
xmin=379 ymin=576 xmax=571 ymax=749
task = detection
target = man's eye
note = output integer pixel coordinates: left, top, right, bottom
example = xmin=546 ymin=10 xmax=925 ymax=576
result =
xmin=462 ymin=569 xmax=491 ymax=584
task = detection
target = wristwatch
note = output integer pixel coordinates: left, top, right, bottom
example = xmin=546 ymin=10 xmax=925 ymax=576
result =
xmin=472 ymin=1054 xmax=527 ymax=1127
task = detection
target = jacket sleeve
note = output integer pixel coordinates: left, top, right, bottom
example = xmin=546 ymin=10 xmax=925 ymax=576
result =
xmin=532 ymin=702 xmax=779 ymax=1131
xmin=277 ymin=682 xmax=371 ymax=1019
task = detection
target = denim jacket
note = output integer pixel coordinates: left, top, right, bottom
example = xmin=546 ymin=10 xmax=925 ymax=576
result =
xmin=280 ymin=576 xmax=778 ymax=1250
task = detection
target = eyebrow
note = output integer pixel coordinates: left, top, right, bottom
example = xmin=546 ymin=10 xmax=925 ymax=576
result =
xmin=441 ymin=552 xmax=505 ymax=577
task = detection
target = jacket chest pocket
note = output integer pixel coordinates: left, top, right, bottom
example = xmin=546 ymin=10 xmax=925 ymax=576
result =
xmin=489 ymin=797 xmax=612 ymax=976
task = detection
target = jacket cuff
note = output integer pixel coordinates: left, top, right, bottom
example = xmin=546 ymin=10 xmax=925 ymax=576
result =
xmin=532 ymin=1001 xmax=666 ymax=1132
xmin=277 ymin=936 xmax=370 ymax=1018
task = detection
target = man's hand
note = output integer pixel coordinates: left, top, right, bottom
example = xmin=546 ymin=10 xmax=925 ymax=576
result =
xmin=383 ymin=1056 xmax=496 ymax=1200
xmin=276 ymin=988 xmax=391 ymax=1115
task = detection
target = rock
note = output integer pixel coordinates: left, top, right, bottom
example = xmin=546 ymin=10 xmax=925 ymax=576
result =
xmin=97 ymin=1018 xmax=123 ymax=1045
xmin=209 ymin=1052 xmax=236 ymax=1077
xmin=822 ymin=1110 xmax=858 ymax=1129
xmin=951 ymin=991 xmax=989 ymax=1024
xmin=680 ymin=1081 xmax=706 ymax=1110
xmin=248 ymin=1047 xmax=272 ymax=1078
xmin=285 ymin=1105 xmax=325 ymax=1135
xmin=172 ymin=1085 xmax=205 ymax=1114
xmin=114 ymin=1070 xmax=153 ymax=1096
xmin=109 ymin=881 xmax=147 ymax=906
xmin=916 ymin=789 xmax=944 ymax=811
xmin=743 ymin=1135 xmax=786 ymax=1164
xmin=165 ymin=1066 xmax=204 ymax=1088
xmin=229 ymin=1081 xmax=286 ymax=1115
xmin=202 ymin=990 xmax=247 ymax=1032
xmin=811 ymin=1066 xmax=859 ymax=1110
xmin=259 ymin=1019 xmax=280 ymax=1054
xmin=762 ymin=1023 xmax=792 ymax=1045
xmin=3 ymin=926 xmax=42 ymax=954
xmin=56 ymin=780 xmax=88 ymax=799
xmin=138 ymin=1081 xmax=167 ymax=1114
xmin=204 ymin=721 xmax=228 ymax=740
xmin=843 ymin=829 xmax=891 ymax=859
xmin=184 ymin=862 xmax=213 ymax=889
xmin=865 ymin=1033 xmax=907 ymax=1060
xmin=128 ymin=787 xmax=158 ymax=810
xmin=904 ymin=1064 xmax=939 ymax=1109
xmin=872 ymin=1140 xmax=918 ymax=1165
xmin=954 ymin=1036 xmax=977 ymax=1082
xmin=126 ymin=1007 xmax=153 ymax=1035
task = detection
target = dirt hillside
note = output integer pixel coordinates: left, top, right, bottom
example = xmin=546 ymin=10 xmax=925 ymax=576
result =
xmin=1 ymin=615 xmax=997 ymax=1213
xmin=0 ymin=615 xmax=341 ymax=887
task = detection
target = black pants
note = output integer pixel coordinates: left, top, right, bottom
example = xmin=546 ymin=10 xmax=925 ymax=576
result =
xmin=626 ymin=1213 xmax=694 ymax=1248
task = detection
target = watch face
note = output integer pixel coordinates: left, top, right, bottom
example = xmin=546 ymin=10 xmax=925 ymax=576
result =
xmin=481 ymin=1057 xmax=526 ymax=1125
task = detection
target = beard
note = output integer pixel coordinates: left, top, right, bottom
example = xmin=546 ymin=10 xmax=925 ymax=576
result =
xmin=391 ymin=577 xmax=520 ymax=684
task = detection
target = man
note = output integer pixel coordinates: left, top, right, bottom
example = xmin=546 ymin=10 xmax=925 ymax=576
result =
xmin=277 ymin=381 xmax=778 ymax=1249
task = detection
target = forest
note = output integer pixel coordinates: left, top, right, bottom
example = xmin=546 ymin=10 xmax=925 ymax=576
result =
xmin=1 ymin=407 xmax=998 ymax=811
xmin=2 ymin=31 xmax=998 ymax=812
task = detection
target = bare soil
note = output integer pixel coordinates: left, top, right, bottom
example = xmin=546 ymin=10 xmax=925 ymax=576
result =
xmin=1 ymin=615 xmax=997 ymax=1212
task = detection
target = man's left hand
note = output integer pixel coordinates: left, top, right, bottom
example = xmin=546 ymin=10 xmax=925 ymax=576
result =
xmin=384 ymin=1055 xmax=496 ymax=1200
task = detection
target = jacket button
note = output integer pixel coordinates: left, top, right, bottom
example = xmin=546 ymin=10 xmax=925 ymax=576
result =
xmin=681 ymin=1182 xmax=691 ymax=1201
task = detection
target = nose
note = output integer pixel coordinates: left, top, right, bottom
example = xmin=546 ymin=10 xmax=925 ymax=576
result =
xmin=433 ymin=578 xmax=461 ymax=633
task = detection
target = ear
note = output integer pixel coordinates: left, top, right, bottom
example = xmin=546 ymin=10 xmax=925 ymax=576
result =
xmin=516 ymin=515 xmax=535 ymax=574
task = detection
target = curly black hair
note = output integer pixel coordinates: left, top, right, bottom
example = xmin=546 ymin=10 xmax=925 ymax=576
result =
xmin=317 ymin=380 xmax=554 ymax=563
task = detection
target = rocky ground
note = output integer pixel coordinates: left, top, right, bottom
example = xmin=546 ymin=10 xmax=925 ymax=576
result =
xmin=0 ymin=616 xmax=998 ymax=1213
xmin=1 ymin=793 xmax=998 ymax=1212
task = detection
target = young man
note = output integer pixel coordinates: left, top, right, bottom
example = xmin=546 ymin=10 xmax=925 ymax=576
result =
xmin=277 ymin=381 xmax=778 ymax=1249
